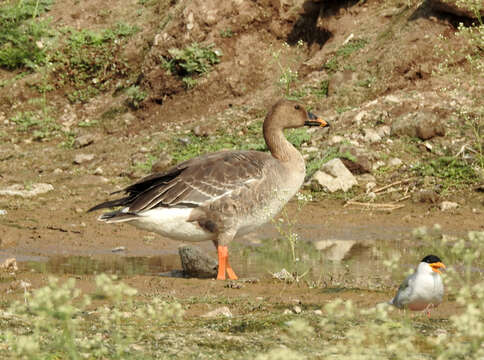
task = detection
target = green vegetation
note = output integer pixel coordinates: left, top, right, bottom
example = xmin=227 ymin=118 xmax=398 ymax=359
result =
xmin=324 ymin=38 xmax=368 ymax=73
xmin=0 ymin=0 xmax=53 ymax=70
xmin=163 ymin=43 xmax=222 ymax=89
xmin=125 ymin=86 xmax=147 ymax=109
xmin=412 ymin=156 xmax=479 ymax=192
xmin=10 ymin=110 xmax=59 ymax=140
xmin=220 ymin=28 xmax=233 ymax=38
xmin=54 ymin=24 xmax=139 ymax=103
xmin=271 ymin=41 xmax=304 ymax=98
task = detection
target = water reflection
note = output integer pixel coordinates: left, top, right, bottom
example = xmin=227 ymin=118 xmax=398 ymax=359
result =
xmin=23 ymin=254 xmax=181 ymax=276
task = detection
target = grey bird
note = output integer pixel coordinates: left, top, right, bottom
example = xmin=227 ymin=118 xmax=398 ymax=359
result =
xmin=89 ymin=100 xmax=329 ymax=280
xmin=389 ymin=254 xmax=445 ymax=316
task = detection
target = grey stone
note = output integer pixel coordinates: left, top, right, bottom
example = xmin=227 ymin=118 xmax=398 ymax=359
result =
xmin=328 ymin=70 xmax=357 ymax=96
xmin=312 ymin=159 xmax=358 ymax=192
xmin=414 ymin=190 xmax=440 ymax=204
xmin=328 ymin=135 xmax=344 ymax=145
xmin=73 ymin=153 xmax=95 ymax=164
xmin=388 ymin=158 xmax=403 ymax=167
xmin=178 ymin=245 xmax=218 ymax=278
xmin=391 ymin=112 xmax=445 ymax=140
xmin=377 ymin=125 xmax=391 ymax=138
xmin=339 ymin=146 xmax=372 ymax=174
xmin=273 ymin=268 xmax=294 ymax=282
xmin=74 ymin=134 xmax=96 ymax=148
xmin=363 ymin=128 xmax=382 ymax=143
xmin=121 ymin=113 xmax=136 ymax=125
xmin=0 ymin=183 xmax=54 ymax=198
xmin=314 ymin=240 xmax=370 ymax=261
xmin=440 ymin=201 xmax=459 ymax=211
xmin=202 ymin=306 xmax=233 ymax=318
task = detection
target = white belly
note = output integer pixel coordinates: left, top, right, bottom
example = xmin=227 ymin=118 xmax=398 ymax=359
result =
xmin=130 ymin=207 xmax=214 ymax=242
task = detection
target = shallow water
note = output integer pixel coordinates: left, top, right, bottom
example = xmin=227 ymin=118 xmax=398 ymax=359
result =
xmin=3 ymin=222 xmax=481 ymax=284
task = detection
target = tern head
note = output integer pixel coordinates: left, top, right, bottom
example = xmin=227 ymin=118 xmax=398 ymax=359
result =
xmin=420 ymin=254 xmax=446 ymax=274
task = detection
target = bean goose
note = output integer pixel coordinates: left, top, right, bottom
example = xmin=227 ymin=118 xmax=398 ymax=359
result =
xmin=89 ymin=100 xmax=329 ymax=280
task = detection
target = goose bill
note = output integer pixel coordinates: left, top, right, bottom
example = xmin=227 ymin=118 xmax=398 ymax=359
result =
xmin=430 ymin=262 xmax=446 ymax=274
xmin=305 ymin=112 xmax=329 ymax=127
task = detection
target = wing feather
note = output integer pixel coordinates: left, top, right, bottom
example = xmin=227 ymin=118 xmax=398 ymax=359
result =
xmin=89 ymin=150 xmax=273 ymax=213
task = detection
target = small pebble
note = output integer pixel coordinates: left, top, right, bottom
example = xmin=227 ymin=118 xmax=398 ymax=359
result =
xmin=112 ymin=246 xmax=126 ymax=253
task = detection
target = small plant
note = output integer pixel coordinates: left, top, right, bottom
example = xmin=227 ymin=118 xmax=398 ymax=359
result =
xmin=323 ymin=38 xmax=368 ymax=73
xmin=163 ymin=43 xmax=222 ymax=88
xmin=412 ymin=156 xmax=479 ymax=192
xmin=125 ymin=85 xmax=147 ymax=109
xmin=271 ymin=41 xmax=304 ymax=98
xmin=220 ymin=28 xmax=233 ymax=38
xmin=0 ymin=0 xmax=54 ymax=70
xmin=53 ymin=24 xmax=138 ymax=103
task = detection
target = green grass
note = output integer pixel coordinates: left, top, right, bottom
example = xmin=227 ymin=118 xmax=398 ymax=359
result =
xmin=324 ymin=38 xmax=368 ymax=73
xmin=53 ymin=24 xmax=139 ymax=103
xmin=163 ymin=43 xmax=222 ymax=89
xmin=0 ymin=0 xmax=54 ymax=70
xmin=412 ymin=156 xmax=479 ymax=192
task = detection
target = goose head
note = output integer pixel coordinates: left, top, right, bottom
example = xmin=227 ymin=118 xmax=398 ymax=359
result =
xmin=264 ymin=99 xmax=329 ymax=130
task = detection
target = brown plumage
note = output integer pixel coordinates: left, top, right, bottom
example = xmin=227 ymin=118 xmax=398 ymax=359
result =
xmin=89 ymin=100 xmax=329 ymax=280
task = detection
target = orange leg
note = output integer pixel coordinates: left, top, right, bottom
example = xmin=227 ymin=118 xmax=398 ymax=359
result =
xmin=216 ymin=245 xmax=238 ymax=280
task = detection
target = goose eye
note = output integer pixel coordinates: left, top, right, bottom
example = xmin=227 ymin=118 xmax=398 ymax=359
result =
xmin=294 ymin=105 xmax=300 ymax=110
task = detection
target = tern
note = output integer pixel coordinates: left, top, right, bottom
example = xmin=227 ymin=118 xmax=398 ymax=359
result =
xmin=389 ymin=254 xmax=445 ymax=316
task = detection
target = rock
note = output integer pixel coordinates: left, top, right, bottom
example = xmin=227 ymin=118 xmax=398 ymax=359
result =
xmin=372 ymin=160 xmax=385 ymax=171
xmin=0 ymin=209 xmax=6 ymax=215
xmin=357 ymin=173 xmax=376 ymax=185
xmin=293 ymin=305 xmax=302 ymax=314
xmin=0 ymin=258 xmax=18 ymax=272
xmin=328 ymin=70 xmax=357 ymax=96
xmin=74 ymin=134 xmax=96 ymax=148
xmin=0 ymin=183 xmax=53 ymax=198
xmin=121 ymin=113 xmax=136 ymax=125
xmin=429 ymin=0 xmax=484 ymax=19
xmin=415 ymin=190 xmax=440 ymax=204
xmin=391 ymin=112 xmax=445 ymax=140
xmin=93 ymin=167 xmax=104 ymax=175
xmin=340 ymin=156 xmax=372 ymax=175
xmin=311 ymin=159 xmax=358 ymax=192
xmin=440 ymin=201 xmax=458 ymax=211
xmin=192 ymin=124 xmax=215 ymax=137
xmin=151 ymin=153 xmax=173 ymax=173
xmin=73 ymin=153 xmax=95 ymax=164
xmin=388 ymin=158 xmax=403 ymax=167
xmin=363 ymin=128 xmax=382 ymax=143
xmin=202 ymin=306 xmax=233 ymax=318
xmin=272 ymin=268 xmax=294 ymax=282
xmin=178 ymin=245 xmax=218 ymax=278
xmin=314 ymin=309 xmax=323 ymax=315
xmin=338 ymin=145 xmax=372 ymax=174
xmin=328 ymin=135 xmax=344 ymax=145
xmin=353 ymin=110 xmax=368 ymax=126
xmin=315 ymin=240 xmax=355 ymax=261
xmin=111 ymin=246 xmax=126 ymax=253
xmin=377 ymin=125 xmax=391 ymax=138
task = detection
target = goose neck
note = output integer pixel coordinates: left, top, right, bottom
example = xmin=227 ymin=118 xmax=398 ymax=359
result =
xmin=263 ymin=125 xmax=301 ymax=163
